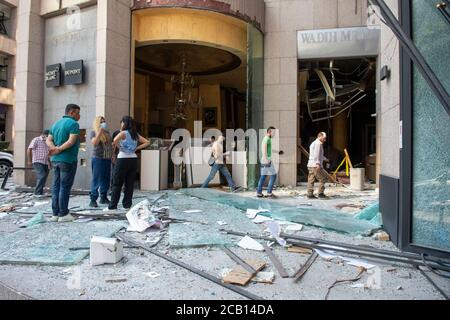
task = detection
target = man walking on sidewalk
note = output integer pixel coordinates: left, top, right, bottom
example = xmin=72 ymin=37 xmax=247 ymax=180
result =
xmin=201 ymin=135 xmax=241 ymax=192
xmin=47 ymin=104 xmax=81 ymax=223
xmin=307 ymin=132 xmax=329 ymax=200
xmin=27 ymin=130 xmax=51 ymax=197
xmin=257 ymin=127 xmax=278 ymax=198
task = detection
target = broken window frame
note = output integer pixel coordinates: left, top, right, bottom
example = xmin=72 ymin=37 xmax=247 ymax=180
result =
xmin=396 ymin=0 xmax=450 ymax=258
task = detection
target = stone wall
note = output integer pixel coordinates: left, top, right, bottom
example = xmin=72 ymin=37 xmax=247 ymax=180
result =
xmin=43 ymin=6 xmax=97 ymax=189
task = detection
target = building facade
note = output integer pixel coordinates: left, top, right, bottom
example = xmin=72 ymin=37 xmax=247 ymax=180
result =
xmin=4 ymin=0 xmax=449 ymax=256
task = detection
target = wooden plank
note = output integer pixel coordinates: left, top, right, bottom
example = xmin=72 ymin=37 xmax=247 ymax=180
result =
xmin=222 ymin=260 xmax=267 ymax=286
xmin=263 ymin=244 xmax=290 ymax=278
xmin=288 ymin=246 xmax=313 ymax=255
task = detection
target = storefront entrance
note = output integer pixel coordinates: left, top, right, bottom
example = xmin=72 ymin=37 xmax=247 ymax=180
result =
xmin=131 ymin=8 xmax=263 ymax=190
xmin=298 ymin=57 xmax=377 ymax=184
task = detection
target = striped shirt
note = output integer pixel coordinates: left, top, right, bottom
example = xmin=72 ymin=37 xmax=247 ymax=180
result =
xmin=28 ymin=136 xmax=49 ymax=165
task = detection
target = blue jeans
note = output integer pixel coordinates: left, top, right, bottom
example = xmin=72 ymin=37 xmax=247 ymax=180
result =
xmin=90 ymin=158 xmax=111 ymax=201
xmin=51 ymin=162 xmax=77 ymax=217
xmin=201 ymin=164 xmax=236 ymax=190
xmin=257 ymin=164 xmax=278 ymax=195
xmin=33 ymin=163 xmax=49 ymax=195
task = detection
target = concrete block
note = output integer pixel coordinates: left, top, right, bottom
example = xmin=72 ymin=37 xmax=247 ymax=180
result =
xmin=90 ymin=236 xmax=124 ymax=267
xmin=264 ymin=111 xmax=280 ymax=129
xmin=279 ymin=110 xmax=297 ymax=137
xmin=264 ymin=84 xmax=297 ymax=110
xmin=264 ymin=31 xmax=297 ymax=58
xmin=280 ymin=57 xmax=297 ymax=84
xmin=313 ymin=0 xmax=338 ymax=29
xmin=278 ymin=163 xmax=297 ymax=187
xmin=264 ymin=58 xmax=280 ymax=85
xmin=338 ymin=0 xmax=364 ymax=28
xmin=265 ymin=3 xmax=280 ymax=33
xmin=280 ymin=0 xmax=314 ymax=31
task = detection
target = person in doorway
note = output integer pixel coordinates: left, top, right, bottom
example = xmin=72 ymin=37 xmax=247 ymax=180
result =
xmin=47 ymin=104 xmax=81 ymax=223
xmin=108 ymin=116 xmax=150 ymax=210
xmin=257 ymin=127 xmax=279 ymax=198
xmin=89 ymin=116 xmax=113 ymax=208
xmin=307 ymin=132 xmax=329 ymax=199
xmin=201 ymin=135 xmax=240 ymax=192
xmin=27 ymin=130 xmax=51 ymax=197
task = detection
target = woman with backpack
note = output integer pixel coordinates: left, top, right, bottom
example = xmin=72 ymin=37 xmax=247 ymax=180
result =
xmin=108 ymin=116 xmax=150 ymax=210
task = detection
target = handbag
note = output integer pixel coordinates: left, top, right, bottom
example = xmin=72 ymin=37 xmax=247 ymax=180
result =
xmin=208 ymin=153 xmax=216 ymax=167
xmin=261 ymin=160 xmax=272 ymax=168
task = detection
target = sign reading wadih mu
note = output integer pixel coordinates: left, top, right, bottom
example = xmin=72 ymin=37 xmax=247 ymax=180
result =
xmin=298 ymin=26 xmax=380 ymax=59
xmin=45 ymin=60 xmax=84 ymax=87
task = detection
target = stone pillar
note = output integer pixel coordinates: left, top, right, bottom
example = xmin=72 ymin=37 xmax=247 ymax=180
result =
xmin=379 ymin=0 xmax=400 ymax=179
xmin=96 ymin=0 xmax=131 ymax=132
xmin=14 ymin=0 xmax=44 ymax=186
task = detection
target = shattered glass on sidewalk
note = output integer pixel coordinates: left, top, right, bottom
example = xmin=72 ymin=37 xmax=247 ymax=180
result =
xmin=0 ymin=221 xmax=126 ymax=266
xmin=180 ymin=189 xmax=380 ymax=235
xmin=167 ymin=192 xmax=260 ymax=248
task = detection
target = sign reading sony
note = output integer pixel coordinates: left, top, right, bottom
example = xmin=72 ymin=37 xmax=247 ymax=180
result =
xmin=298 ymin=26 xmax=380 ymax=59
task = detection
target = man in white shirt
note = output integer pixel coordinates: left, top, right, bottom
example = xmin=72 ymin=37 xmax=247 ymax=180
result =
xmin=201 ymin=135 xmax=240 ymax=192
xmin=307 ymin=132 xmax=329 ymax=199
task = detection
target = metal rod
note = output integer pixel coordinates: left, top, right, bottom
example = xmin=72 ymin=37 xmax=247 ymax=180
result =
xmin=436 ymin=2 xmax=450 ymax=25
xmin=263 ymin=243 xmax=290 ymax=278
xmin=279 ymin=232 xmax=450 ymax=265
xmin=117 ymin=233 xmax=264 ymax=301
xmin=293 ymin=252 xmax=318 ymax=283
xmin=222 ymin=247 xmax=257 ymax=276
xmin=416 ymin=266 xmax=449 ymax=300
xmin=220 ymin=229 xmax=450 ymax=271
xmin=69 ymin=246 xmax=139 ymax=251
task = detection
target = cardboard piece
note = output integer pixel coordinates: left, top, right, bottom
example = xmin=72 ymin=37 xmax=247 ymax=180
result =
xmin=222 ymin=259 xmax=266 ymax=286
xmin=90 ymin=236 xmax=124 ymax=266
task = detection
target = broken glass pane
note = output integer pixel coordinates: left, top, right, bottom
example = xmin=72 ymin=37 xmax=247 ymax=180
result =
xmin=0 ymin=221 xmax=126 ymax=266
xmin=180 ymin=189 xmax=379 ymax=235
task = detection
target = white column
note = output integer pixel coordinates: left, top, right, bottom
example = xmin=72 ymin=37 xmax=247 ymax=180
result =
xmin=14 ymin=0 xmax=44 ymax=185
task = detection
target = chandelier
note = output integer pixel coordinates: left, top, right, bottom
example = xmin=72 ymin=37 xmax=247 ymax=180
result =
xmin=170 ymin=57 xmax=203 ymax=121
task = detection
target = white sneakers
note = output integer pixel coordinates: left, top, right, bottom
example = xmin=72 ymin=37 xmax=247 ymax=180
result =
xmin=58 ymin=214 xmax=75 ymax=223
xmin=50 ymin=214 xmax=76 ymax=223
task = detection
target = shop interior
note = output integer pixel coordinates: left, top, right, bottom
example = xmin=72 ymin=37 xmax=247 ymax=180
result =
xmin=133 ymin=42 xmax=247 ymax=189
xmin=298 ymin=57 xmax=378 ymax=184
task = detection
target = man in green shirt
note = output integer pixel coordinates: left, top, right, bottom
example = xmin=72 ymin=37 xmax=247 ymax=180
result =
xmin=257 ymin=127 xmax=278 ymax=198
xmin=46 ymin=104 xmax=81 ymax=223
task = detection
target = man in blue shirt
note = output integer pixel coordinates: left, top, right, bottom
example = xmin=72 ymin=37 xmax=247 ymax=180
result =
xmin=46 ymin=104 xmax=81 ymax=223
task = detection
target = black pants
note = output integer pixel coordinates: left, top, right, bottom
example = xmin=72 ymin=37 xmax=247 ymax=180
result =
xmin=109 ymin=158 xmax=138 ymax=209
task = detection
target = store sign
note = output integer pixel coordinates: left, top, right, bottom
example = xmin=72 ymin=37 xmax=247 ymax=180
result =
xmin=45 ymin=64 xmax=62 ymax=88
xmin=45 ymin=60 xmax=85 ymax=87
xmin=64 ymin=60 xmax=84 ymax=85
xmin=298 ymin=26 xmax=380 ymax=59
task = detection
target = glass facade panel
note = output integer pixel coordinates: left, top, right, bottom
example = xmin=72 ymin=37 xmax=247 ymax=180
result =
xmin=246 ymin=25 xmax=264 ymax=189
xmin=411 ymin=0 xmax=450 ymax=251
